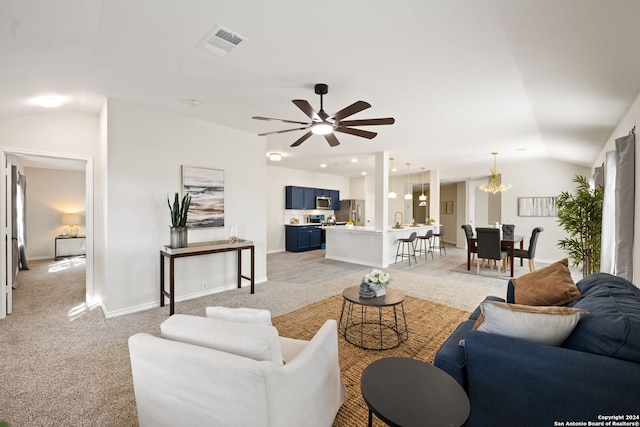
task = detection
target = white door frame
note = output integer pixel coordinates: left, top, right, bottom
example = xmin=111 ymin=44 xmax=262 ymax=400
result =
xmin=0 ymin=148 xmax=94 ymax=319
xmin=2 ymin=152 xmax=13 ymax=318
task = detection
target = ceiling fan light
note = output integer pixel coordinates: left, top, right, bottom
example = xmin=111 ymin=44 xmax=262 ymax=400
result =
xmin=268 ymin=152 xmax=282 ymax=161
xmin=311 ymin=122 xmax=333 ymax=135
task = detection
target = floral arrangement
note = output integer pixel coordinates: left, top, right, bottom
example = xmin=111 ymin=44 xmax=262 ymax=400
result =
xmin=362 ymin=269 xmax=392 ymax=287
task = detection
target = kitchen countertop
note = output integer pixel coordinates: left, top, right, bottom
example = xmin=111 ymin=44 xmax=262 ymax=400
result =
xmin=285 ymin=223 xmax=346 ymax=227
xmin=325 ymin=224 xmax=440 ymax=233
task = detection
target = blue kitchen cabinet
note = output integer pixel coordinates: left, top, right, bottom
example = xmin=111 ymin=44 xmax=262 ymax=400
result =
xmin=303 ymin=187 xmax=316 ymax=209
xmin=330 ymin=190 xmax=340 ymax=210
xmin=285 ymin=186 xmax=304 ymax=209
xmin=285 ymin=185 xmax=340 ymax=210
xmin=285 ymin=225 xmax=322 ymax=252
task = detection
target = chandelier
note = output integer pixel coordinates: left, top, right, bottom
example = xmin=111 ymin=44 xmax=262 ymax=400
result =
xmin=479 ymin=152 xmax=511 ymax=194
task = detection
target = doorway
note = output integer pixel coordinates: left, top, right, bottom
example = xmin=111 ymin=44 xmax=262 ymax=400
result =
xmin=1 ymin=150 xmax=94 ymax=319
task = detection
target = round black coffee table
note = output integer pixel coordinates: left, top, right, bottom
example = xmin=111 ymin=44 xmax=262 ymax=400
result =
xmin=361 ymin=357 xmax=469 ymax=427
xmin=337 ymin=286 xmax=408 ymax=350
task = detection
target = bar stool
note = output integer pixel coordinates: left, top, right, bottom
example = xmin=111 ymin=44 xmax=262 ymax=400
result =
xmin=416 ymin=230 xmax=434 ymax=260
xmin=395 ymin=232 xmax=418 ymax=265
xmin=432 ymin=226 xmax=447 ymax=255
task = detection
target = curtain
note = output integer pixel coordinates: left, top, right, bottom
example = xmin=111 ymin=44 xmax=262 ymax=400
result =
xmin=601 ymin=129 xmax=635 ymax=281
xmin=11 ymin=166 xmax=19 ymax=288
xmin=17 ymin=171 xmax=29 ymax=271
xmin=614 ymin=131 xmax=635 ymax=281
xmin=601 ymin=152 xmax=617 ymax=274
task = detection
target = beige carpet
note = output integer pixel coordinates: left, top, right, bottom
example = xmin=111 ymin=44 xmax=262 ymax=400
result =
xmin=272 ymin=294 xmax=471 ymax=427
xmin=1 ymin=257 xmax=471 ymax=426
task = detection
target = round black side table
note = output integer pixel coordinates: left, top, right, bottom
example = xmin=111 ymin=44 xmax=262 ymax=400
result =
xmin=337 ymin=286 xmax=408 ymax=350
xmin=361 ymin=357 xmax=470 ymax=427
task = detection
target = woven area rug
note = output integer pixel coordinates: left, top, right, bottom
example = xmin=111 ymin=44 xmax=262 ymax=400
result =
xmin=272 ymin=294 xmax=470 ymax=427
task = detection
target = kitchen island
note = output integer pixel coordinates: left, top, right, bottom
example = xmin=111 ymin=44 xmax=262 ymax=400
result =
xmin=325 ymin=224 xmax=439 ymax=267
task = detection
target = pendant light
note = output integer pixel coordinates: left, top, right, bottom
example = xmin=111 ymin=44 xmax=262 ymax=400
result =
xmin=479 ymin=152 xmax=511 ymax=194
xmin=404 ymin=163 xmax=412 ymax=200
xmin=388 ymin=157 xmax=397 ymax=199
xmin=419 ymin=167 xmax=427 ymax=206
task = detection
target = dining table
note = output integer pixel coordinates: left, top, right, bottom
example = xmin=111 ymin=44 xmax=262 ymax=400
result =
xmin=466 ymin=234 xmax=525 ymax=277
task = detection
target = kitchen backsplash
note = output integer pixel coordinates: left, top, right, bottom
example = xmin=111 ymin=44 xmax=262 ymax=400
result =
xmin=284 ymin=209 xmax=335 ymax=224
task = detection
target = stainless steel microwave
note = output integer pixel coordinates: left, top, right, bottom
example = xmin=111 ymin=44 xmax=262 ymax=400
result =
xmin=316 ymin=196 xmax=332 ymax=210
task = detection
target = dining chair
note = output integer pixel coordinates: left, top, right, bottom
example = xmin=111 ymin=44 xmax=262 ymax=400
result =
xmin=501 ymin=224 xmax=515 ymax=239
xmin=475 ymin=227 xmax=509 ymax=277
xmin=432 ymin=226 xmax=446 ymax=255
xmin=500 ymin=223 xmax=516 ymax=257
xmin=514 ymin=227 xmax=544 ymax=272
xmin=395 ymin=231 xmax=418 ymax=265
xmin=416 ymin=229 xmax=434 ymax=260
xmin=461 ymin=225 xmax=476 ymax=262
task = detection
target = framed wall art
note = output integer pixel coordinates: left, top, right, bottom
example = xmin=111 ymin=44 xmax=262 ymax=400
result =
xmin=182 ymin=166 xmax=224 ymax=228
xmin=518 ymin=196 xmax=558 ymax=217
xmin=446 ymin=201 xmax=453 ymax=214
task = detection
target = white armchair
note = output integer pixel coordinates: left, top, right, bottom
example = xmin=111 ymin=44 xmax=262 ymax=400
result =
xmin=128 ymin=313 xmax=346 ymax=427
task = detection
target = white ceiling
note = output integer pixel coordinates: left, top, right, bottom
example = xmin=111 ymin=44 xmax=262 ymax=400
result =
xmin=2 ymin=0 xmax=640 ymax=177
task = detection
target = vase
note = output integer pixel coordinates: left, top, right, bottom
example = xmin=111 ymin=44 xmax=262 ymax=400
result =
xmin=359 ymin=282 xmax=376 ymax=299
xmin=169 ymin=226 xmax=188 ymax=248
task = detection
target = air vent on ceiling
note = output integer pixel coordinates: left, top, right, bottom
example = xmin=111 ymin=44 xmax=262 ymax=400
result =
xmin=198 ymin=25 xmax=246 ymax=58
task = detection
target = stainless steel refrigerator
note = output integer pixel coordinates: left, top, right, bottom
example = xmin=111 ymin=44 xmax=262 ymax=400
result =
xmin=336 ymin=199 xmax=365 ymax=226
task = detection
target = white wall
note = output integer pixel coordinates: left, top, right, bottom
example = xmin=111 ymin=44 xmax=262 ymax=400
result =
xmin=24 ymin=167 xmax=85 ymax=259
xmin=0 ymin=112 xmax=99 ymax=158
xmin=266 ymin=165 xmax=349 ymax=253
xmin=103 ymin=99 xmax=267 ymax=315
xmin=442 ymin=158 xmax=590 ymax=263
xmin=593 ymin=91 xmax=640 ymax=278
xmin=1 ymin=106 xmax=270 ymax=316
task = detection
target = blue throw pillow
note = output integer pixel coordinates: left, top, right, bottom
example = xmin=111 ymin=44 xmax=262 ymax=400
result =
xmin=563 ymin=273 xmax=640 ymax=363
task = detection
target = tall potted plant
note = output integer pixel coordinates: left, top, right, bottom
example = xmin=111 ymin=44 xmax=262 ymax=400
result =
xmin=167 ymin=192 xmax=191 ymax=248
xmin=556 ymin=175 xmax=603 ymax=277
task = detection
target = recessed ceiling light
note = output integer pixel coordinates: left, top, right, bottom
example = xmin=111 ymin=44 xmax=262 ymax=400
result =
xmin=267 ymin=152 xmax=282 ymax=161
xmin=516 ymin=147 xmax=528 ymax=152
xmin=187 ymin=99 xmax=201 ymax=107
xmin=320 ymin=164 xmax=327 ymax=168
xmin=352 ymin=158 xmax=358 ymax=163
xmin=361 ymin=172 xmax=367 ymax=175
xmin=35 ymin=96 xmax=64 ymax=108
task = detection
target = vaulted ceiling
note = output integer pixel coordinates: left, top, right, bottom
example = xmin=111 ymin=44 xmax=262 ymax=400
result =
xmin=2 ymin=0 xmax=640 ymax=177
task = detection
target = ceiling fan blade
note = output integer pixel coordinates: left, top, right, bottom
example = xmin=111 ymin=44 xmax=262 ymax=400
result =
xmin=329 ymin=101 xmax=371 ymax=121
xmin=337 ymin=117 xmax=396 ymax=126
xmin=324 ymin=133 xmax=340 ymax=147
xmin=292 ymin=100 xmax=320 ymax=121
xmin=290 ymin=131 xmax=313 ymax=147
xmin=258 ymin=127 xmax=309 ymax=137
xmin=334 ymin=127 xmax=377 ymax=139
xmin=252 ymin=116 xmax=310 ymax=125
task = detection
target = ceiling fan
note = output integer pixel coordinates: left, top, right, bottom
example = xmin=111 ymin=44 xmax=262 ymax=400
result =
xmin=252 ymin=83 xmax=395 ymax=147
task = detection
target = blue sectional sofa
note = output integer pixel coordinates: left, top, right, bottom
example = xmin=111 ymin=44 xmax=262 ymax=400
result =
xmin=434 ymin=272 xmax=640 ymax=427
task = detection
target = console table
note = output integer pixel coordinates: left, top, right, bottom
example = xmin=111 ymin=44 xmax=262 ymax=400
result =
xmin=160 ymin=239 xmax=255 ymax=315
xmin=54 ymin=235 xmax=86 ymax=260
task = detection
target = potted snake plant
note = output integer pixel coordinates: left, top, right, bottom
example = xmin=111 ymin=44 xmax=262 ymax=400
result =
xmin=167 ymin=192 xmax=191 ymax=248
